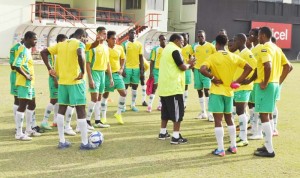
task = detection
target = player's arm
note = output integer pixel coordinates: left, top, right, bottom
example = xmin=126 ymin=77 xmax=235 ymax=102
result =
xmin=119 ymin=57 xmax=125 ymax=76
xmin=173 ymin=50 xmax=195 ymax=71
xmin=41 ymin=48 xmax=56 ymax=77
xmin=279 ymin=63 xmax=292 ymax=85
xmin=242 ymin=69 xmax=257 ymax=85
xmin=200 ymin=64 xmax=222 ymax=86
xmin=260 ymin=61 xmax=271 ymax=89
xmin=76 ymin=47 xmax=85 ymax=80
xmin=106 ymin=62 xmax=114 ymax=87
xmin=149 ymin=49 xmax=155 ymax=78
xmin=234 ymin=63 xmax=253 ymax=84
xmin=139 ymin=54 xmax=144 ymax=77
xmin=14 ymin=52 xmax=31 ymax=81
xmin=88 ymin=34 xmax=103 ymax=50
xmin=85 ymin=50 xmax=94 ymax=88
xmin=9 ymin=48 xmax=16 ymax=70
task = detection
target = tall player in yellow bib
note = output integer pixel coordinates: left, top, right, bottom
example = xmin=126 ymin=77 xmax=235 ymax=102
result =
xmin=121 ymin=29 xmax=144 ymax=112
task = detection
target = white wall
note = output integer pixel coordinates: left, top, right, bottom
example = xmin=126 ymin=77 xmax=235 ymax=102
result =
xmin=36 ymin=0 xmax=73 ymax=7
xmin=97 ymin=0 xmax=115 ymax=8
xmin=146 ymin=0 xmax=168 ymax=32
xmin=0 ymin=0 xmax=35 ymax=58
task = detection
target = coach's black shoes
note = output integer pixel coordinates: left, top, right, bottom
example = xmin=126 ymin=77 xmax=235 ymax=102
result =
xmin=170 ymin=134 xmax=187 ymax=144
xmin=158 ymin=131 xmax=171 ymax=140
xmin=256 ymin=146 xmax=267 ymax=152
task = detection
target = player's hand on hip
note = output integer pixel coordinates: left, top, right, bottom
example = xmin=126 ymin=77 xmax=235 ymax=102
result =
xmin=212 ymin=77 xmax=223 ymax=86
xmin=75 ymin=72 xmax=84 ymax=80
xmin=118 ymin=69 xmax=123 ymax=76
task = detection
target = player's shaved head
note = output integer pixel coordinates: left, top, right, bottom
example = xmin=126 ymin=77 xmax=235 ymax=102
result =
xmin=235 ymin=33 xmax=247 ymax=44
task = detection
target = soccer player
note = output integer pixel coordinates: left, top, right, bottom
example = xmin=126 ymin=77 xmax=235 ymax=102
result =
xmin=200 ymin=34 xmax=252 ymax=156
xmin=148 ymin=34 xmax=166 ymax=112
xmin=41 ymin=28 xmax=96 ymax=150
xmin=157 ymin=33 xmax=195 ymax=144
xmin=192 ymin=30 xmax=216 ymax=121
xmin=270 ymin=37 xmax=293 ymax=136
xmin=14 ymin=31 xmax=41 ymax=140
xmin=251 ymin=27 xmax=291 ymax=157
xmin=85 ymin=27 xmax=113 ymax=129
xmin=40 ymin=34 xmax=68 ymax=131
xmin=121 ymin=29 xmax=144 ymax=112
xmin=9 ymin=39 xmax=23 ymax=128
xmin=232 ymin=33 xmax=257 ymax=147
xmin=101 ymin=30 xmax=126 ymax=124
xmin=248 ymin=28 xmax=262 ymax=140
xmin=181 ymin=33 xmax=194 ymax=109
xmin=212 ymin=29 xmax=227 ymax=45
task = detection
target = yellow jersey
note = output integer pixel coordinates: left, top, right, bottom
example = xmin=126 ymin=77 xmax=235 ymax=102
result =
xmin=181 ymin=44 xmax=193 ymax=64
xmin=48 ymin=38 xmax=85 ymax=85
xmin=108 ymin=45 xmax=126 ymax=73
xmin=192 ymin=42 xmax=216 ymax=69
xmin=150 ymin=46 xmax=164 ymax=69
xmin=234 ymin=48 xmax=256 ymax=91
xmin=122 ymin=40 xmax=143 ymax=69
xmin=13 ymin=46 xmax=35 ymax=87
xmin=86 ymin=44 xmax=109 ymax=71
xmin=202 ymin=50 xmax=247 ymax=97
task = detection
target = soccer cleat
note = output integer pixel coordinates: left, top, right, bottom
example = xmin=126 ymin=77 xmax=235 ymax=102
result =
xmin=256 ymin=146 xmax=267 ymax=152
xmin=15 ymin=134 xmax=32 ymax=141
xmin=80 ymin=143 xmax=98 ymax=150
xmin=25 ymin=130 xmax=42 ymax=137
xmin=41 ymin=122 xmax=52 ymax=130
xmin=32 ymin=126 xmax=44 ymax=133
xmin=131 ymin=106 xmax=139 ymax=112
xmin=208 ymin=113 xmax=214 ymax=122
xmin=196 ymin=112 xmax=207 ymax=119
xmin=93 ymin=121 xmax=110 ymax=128
xmin=170 ymin=134 xmax=187 ymax=144
xmin=248 ymin=134 xmax=263 ymax=140
xmin=212 ymin=149 xmax=225 ymax=157
xmin=273 ymin=130 xmax=279 ymax=136
xmin=52 ymin=122 xmax=57 ymax=127
xmin=147 ymin=106 xmax=152 ymax=112
xmin=142 ymin=101 xmax=148 ymax=106
xmin=254 ymin=150 xmax=275 ymax=158
xmin=236 ymin=139 xmax=249 ymax=147
xmin=87 ymin=124 xmax=94 ymax=130
xmin=114 ymin=113 xmax=124 ymax=125
xmin=157 ymin=105 xmax=162 ymax=111
xmin=64 ymin=128 xmax=76 ymax=136
xmin=227 ymin=146 xmax=237 ymax=154
xmin=58 ymin=141 xmax=71 ymax=149
xmin=75 ymin=126 xmax=93 ymax=133
xmin=101 ymin=118 xmax=107 ymax=124
xmin=158 ymin=131 xmax=171 ymax=140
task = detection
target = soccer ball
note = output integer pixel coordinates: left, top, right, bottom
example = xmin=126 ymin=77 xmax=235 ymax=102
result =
xmin=89 ymin=131 xmax=104 ymax=148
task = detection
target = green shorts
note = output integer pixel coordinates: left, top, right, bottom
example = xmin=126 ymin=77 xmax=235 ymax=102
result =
xmin=153 ymin=68 xmax=159 ymax=84
xmin=89 ymin=70 xmax=105 ymax=94
xmin=49 ymin=76 xmax=58 ymax=99
xmin=124 ymin=68 xmax=140 ymax=84
xmin=105 ymin=73 xmax=126 ymax=92
xmin=194 ymin=69 xmax=211 ymax=89
xmin=276 ymin=85 xmax=282 ymax=101
xmin=58 ymin=82 xmax=86 ymax=106
xmin=249 ymin=90 xmax=255 ymax=103
xmin=234 ymin=90 xmax=251 ymax=103
xmin=208 ymin=94 xmax=233 ymax=113
xmin=254 ymin=83 xmax=279 ymax=113
xmin=18 ymin=86 xmax=35 ymax=100
xmin=10 ymin=71 xmax=18 ymax=96
xmin=185 ymin=69 xmax=192 ymax=85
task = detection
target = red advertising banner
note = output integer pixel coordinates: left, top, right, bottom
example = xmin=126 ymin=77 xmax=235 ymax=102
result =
xmin=251 ymin=21 xmax=292 ymax=49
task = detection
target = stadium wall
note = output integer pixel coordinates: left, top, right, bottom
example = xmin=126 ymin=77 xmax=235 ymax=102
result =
xmin=196 ymin=0 xmax=300 ymax=60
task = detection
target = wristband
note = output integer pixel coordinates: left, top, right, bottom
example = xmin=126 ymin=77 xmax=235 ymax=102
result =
xmin=210 ymin=76 xmax=215 ymax=80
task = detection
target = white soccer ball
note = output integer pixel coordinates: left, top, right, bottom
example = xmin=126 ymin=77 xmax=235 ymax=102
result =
xmin=89 ymin=131 xmax=104 ymax=148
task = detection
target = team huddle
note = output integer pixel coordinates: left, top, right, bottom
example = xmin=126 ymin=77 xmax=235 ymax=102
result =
xmin=9 ymin=26 xmax=291 ymax=156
